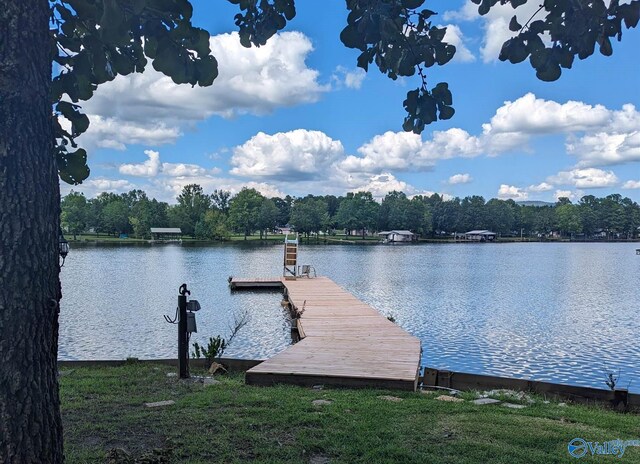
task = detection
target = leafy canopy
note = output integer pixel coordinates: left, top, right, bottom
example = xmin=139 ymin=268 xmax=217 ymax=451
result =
xmin=51 ymin=0 xmax=216 ymax=184
xmin=51 ymin=0 xmax=638 ymax=184
xmin=483 ymin=0 xmax=640 ymax=82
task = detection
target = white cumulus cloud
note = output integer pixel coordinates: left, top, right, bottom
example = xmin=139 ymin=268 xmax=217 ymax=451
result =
xmin=448 ymin=173 xmax=473 ymax=184
xmin=621 ymin=180 xmax=640 ymax=189
xmin=485 ymin=93 xmax=611 ymax=135
xmin=119 ymin=150 xmax=161 ymax=177
xmin=443 ymin=24 xmax=475 ymax=63
xmin=230 ymin=129 xmax=344 ymax=180
xmin=332 ymin=66 xmax=367 ymax=89
xmin=547 ymin=168 xmax=619 ymax=189
xmin=497 ymin=184 xmax=528 ymax=200
xmin=75 ymin=31 xmax=327 ymax=151
xmin=482 ymin=94 xmax=640 ymax=167
xmin=527 ymin=182 xmax=553 ymax=192
xmin=341 ymin=128 xmax=483 ymax=173
xmin=444 ymin=1 xmax=547 ymax=62
xmin=554 ymin=189 xmax=585 ymax=202
xmin=118 ymin=150 xmax=220 ymax=179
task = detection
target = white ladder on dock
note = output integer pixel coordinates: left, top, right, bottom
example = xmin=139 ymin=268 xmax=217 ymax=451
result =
xmin=283 ymin=233 xmax=299 ymax=277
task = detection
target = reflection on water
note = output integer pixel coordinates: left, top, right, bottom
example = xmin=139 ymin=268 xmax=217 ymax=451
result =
xmin=60 ymin=242 xmax=640 ymax=392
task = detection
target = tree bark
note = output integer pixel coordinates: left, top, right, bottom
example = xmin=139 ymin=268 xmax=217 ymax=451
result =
xmin=0 ymin=1 xmax=64 ymax=462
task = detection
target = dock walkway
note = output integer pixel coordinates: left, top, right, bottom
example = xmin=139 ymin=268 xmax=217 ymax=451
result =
xmin=232 ymin=276 xmax=421 ymax=391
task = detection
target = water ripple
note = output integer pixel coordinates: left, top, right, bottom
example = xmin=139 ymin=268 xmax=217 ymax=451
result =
xmin=60 ymin=242 xmax=640 ymax=392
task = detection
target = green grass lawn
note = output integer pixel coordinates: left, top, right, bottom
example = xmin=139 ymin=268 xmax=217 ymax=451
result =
xmin=60 ymin=363 xmax=639 ymax=463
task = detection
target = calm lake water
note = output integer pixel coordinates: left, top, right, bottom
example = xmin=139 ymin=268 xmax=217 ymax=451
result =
xmin=60 ymin=242 xmax=640 ymax=392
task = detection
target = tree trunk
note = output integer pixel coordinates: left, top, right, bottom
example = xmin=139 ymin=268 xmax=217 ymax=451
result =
xmin=0 ymin=1 xmax=64 ymax=462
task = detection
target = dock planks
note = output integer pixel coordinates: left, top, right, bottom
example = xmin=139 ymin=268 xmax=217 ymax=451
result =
xmin=232 ymin=276 xmax=421 ymax=391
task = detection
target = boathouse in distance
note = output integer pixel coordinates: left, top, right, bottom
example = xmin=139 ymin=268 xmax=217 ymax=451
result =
xmin=150 ymin=227 xmax=182 ymax=241
xmin=378 ymin=230 xmax=417 ymax=243
xmin=464 ymin=230 xmax=497 ymax=241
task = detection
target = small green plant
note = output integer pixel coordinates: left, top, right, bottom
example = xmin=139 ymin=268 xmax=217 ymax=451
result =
xmin=192 ymin=336 xmax=227 ymax=364
xmin=605 ymin=369 xmax=621 ymax=390
xmin=191 ymin=311 xmax=249 ymax=366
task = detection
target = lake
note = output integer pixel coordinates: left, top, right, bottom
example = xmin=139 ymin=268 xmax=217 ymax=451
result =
xmin=59 ymin=241 xmax=640 ymax=393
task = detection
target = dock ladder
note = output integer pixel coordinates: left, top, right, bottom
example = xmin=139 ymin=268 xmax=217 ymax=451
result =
xmin=283 ymin=233 xmax=299 ymax=277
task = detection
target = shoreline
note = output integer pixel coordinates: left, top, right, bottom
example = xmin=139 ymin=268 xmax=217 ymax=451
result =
xmin=56 ymin=358 xmax=640 ymax=403
xmin=66 ymin=237 xmax=640 ymax=246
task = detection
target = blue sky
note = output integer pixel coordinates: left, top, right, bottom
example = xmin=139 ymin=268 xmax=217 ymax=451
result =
xmin=61 ymin=0 xmax=640 ymax=203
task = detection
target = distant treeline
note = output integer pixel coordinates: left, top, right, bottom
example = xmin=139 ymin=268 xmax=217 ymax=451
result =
xmin=61 ymin=185 xmax=640 ymax=240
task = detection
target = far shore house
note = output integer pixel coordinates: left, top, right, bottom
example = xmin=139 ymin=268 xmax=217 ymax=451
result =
xmin=150 ymin=227 xmax=182 ymax=241
xmin=378 ymin=230 xmax=417 ymax=243
xmin=275 ymin=226 xmax=292 ymax=235
xmin=464 ymin=230 xmax=497 ymax=241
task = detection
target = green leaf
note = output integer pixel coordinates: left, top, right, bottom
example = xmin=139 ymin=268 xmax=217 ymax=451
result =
xmin=529 ymin=47 xmax=551 ymax=69
xmin=402 ymin=0 xmax=425 ymax=9
xmin=356 ymin=50 xmax=371 ymax=71
xmin=430 ymin=26 xmax=446 ymax=42
xmin=508 ymin=39 xmax=528 ymax=63
xmin=620 ymin=2 xmax=640 ymax=28
xmin=57 ymin=148 xmax=90 ymax=185
xmin=435 ymin=44 xmax=455 ymax=65
xmin=100 ymin=0 xmax=128 ymax=45
xmin=403 ymin=89 xmax=419 ymax=113
xmin=509 ymin=15 xmax=522 ymax=32
xmin=340 ymin=24 xmax=365 ymax=50
xmin=196 ymin=56 xmax=218 ymax=86
xmin=72 ymin=113 xmax=90 ymax=136
xmin=598 ymin=36 xmax=613 ymax=56
xmin=397 ymin=51 xmax=416 ymax=76
xmin=536 ymin=63 xmax=561 ymax=81
xmin=432 ymin=83 xmax=452 ymax=106
xmin=193 ymin=29 xmax=211 ymax=56
xmin=57 ymin=101 xmax=90 ymax=137
xmin=131 ymin=0 xmax=146 ymax=15
xmin=283 ymin=2 xmax=296 ymax=21
xmin=438 ymin=105 xmax=455 ymax=120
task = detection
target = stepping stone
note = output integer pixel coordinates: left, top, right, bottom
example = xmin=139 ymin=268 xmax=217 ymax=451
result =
xmin=472 ymin=398 xmax=501 ymax=405
xmin=436 ymin=395 xmax=464 ymax=403
xmin=203 ymin=378 xmax=220 ymax=386
xmin=145 ymin=400 xmax=175 ymax=408
xmin=312 ymin=399 xmax=332 ymax=406
xmin=312 ymin=385 xmax=324 ymax=390
xmin=378 ymin=395 xmax=403 ymax=402
xmin=166 ymin=372 xmax=178 ymax=378
xmin=558 ymin=402 xmax=567 ymax=407
xmin=502 ymin=402 xmax=526 ymax=409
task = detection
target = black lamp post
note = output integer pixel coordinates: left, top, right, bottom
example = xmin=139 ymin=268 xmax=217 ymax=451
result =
xmin=59 ymin=229 xmax=69 ymax=267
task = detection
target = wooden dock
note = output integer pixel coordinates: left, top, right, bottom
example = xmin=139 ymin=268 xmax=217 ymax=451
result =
xmin=229 ymin=277 xmax=284 ymax=289
xmin=231 ymin=276 xmax=421 ymax=391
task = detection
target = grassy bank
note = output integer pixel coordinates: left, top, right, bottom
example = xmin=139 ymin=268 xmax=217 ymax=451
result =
xmin=60 ymin=364 xmax=639 ymax=463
